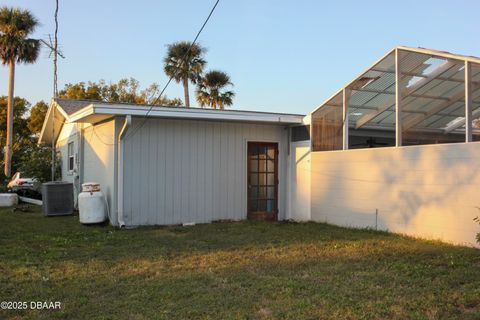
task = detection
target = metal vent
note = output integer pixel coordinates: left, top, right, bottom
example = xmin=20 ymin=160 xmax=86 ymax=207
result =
xmin=42 ymin=182 xmax=74 ymax=216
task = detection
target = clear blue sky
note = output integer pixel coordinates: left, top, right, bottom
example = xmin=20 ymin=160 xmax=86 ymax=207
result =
xmin=1 ymin=0 xmax=480 ymax=114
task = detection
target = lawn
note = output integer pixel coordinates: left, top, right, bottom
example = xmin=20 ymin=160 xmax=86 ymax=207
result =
xmin=0 ymin=205 xmax=479 ymax=320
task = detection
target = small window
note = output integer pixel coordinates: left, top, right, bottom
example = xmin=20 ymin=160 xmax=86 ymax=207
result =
xmin=68 ymin=142 xmax=74 ymax=172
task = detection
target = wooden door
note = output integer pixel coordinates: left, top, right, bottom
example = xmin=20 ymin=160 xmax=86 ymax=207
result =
xmin=247 ymin=142 xmax=278 ymax=221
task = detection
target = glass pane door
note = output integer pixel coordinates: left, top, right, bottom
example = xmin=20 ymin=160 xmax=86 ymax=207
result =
xmin=247 ymin=142 xmax=278 ymax=221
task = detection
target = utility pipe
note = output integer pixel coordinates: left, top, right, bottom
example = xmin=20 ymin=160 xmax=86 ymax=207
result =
xmin=116 ymin=115 xmax=131 ymax=228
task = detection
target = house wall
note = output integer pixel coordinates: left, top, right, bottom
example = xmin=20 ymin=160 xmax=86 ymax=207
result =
xmin=82 ymin=119 xmax=117 ymax=222
xmin=56 ymin=119 xmax=117 ymax=220
xmin=121 ymin=117 xmax=289 ymax=226
xmin=56 ymin=122 xmax=81 ymax=205
xmin=310 ymin=142 xmax=480 ymax=247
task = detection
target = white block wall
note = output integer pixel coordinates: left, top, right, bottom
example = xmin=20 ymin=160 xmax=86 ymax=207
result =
xmin=310 ymin=142 xmax=480 ymax=247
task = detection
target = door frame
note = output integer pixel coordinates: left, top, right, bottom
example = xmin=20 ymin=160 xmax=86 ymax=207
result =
xmin=246 ymin=141 xmax=279 ymax=221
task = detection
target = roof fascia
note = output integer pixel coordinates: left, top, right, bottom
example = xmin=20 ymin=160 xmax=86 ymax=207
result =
xmin=66 ymin=104 xmax=95 ymax=123
xmin=38 ymin=99 xmax=66 ymax=144
xmin=69 ymin=104 xmax=304 ymax=124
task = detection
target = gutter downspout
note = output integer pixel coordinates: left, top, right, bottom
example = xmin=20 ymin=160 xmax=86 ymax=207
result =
xmin=117 ymin=115 xmax=131 ymax=228
xmin=75 ymin=123 xmax=83 ymax=209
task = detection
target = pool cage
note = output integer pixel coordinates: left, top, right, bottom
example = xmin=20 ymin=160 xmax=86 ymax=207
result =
xmin=311 ymin=46 xmax=480 ymax=151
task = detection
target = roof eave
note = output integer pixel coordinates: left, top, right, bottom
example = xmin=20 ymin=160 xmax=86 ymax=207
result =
xmin=66 ymin=104 xmax=95 ymax=123
xmin=68 ymin=104 xmax=305 ymax=125
xmin=38 ymin=100 xmax=66 ymax=145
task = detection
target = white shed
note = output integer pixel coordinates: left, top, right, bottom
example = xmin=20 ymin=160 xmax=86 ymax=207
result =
xmin=39 ymin=99 xmax=308 ymax=227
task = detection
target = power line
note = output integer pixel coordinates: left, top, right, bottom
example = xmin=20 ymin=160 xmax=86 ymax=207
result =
xmin=92 ymin=125 xmax=116 ymax=146
xmin=125 ymin=0 xmax=221 ymax=140
xmin=74 ymin=0 xmax=220 ymax=146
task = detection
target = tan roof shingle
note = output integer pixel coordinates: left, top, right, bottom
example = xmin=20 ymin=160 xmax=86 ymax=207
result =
xmin=54 ymin=99 xmax=95 ymax=115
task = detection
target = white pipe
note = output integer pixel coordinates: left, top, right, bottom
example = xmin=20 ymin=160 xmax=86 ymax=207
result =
xmin=19 ymin=196 xmax=42 ymax=206
xmin=75 ymin=122 xmax=83 ymax=210
xmin=117 ymin=115 xmax=131 ymax=228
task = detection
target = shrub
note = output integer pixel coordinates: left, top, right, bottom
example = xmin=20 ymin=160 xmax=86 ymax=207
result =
xmin=474 ymin=216 xmax=480 ymax=244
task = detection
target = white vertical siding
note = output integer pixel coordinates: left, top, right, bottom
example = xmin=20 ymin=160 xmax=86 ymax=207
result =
xmin=122 ymin=118 xmax=289 ymax=226
xmin=310 ymin=142 xmax=480 ymax=247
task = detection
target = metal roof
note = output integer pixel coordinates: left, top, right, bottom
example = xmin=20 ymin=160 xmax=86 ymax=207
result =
xmin=59 ymin=99 xmax=305 ymax=124
xmin=311 ymin=46 xmax=480 ymax=134
xmin=39 ymin=99 xmax=306 ymax=144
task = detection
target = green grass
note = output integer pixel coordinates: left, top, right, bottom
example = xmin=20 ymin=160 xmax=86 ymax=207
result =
xmin=0 ymin=205 xmax=479 ymax=320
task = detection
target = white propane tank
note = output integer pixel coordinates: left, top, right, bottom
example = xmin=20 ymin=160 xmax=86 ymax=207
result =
xmin=78 ymin=182 xmax=106 ymax=224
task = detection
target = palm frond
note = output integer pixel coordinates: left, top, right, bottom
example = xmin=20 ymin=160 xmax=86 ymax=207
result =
xmin=16 ymin=38 xmax=40 ymax=63
xmin=0 ymin=7 xmax=38 ymax=35
xmin=0 ymin=7 xmax=40 ymax=64
xmin=163 ymin=41 xmax=207 ymax=84
xmin=195 ymin=70 xmax=235 ymax=109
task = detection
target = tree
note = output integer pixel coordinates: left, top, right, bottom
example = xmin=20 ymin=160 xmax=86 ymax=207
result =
xmin=0 ymin=96 xmax=57 ymax=186
xmin=18 ymin=143 xmax=60 ymax=183
xmin=0 ymin=96 xmax=31 ymax=183
xmin=58 ymin=82 xmax=103 ymax=101
xmin=58 ymin=78 xmax=182 ymax=106
xmin=137 ymin=82 xmax=183 ymax=106
xmin=0 ymin=96 xmax=30 ymax=155
xmin=0 ymin=7 xmax=40 ymax=177
xmin=196 ymin=70 xmax=235 ymax=109
xmin=27 ymin=100 xmax=48 ymax=135
xmin=164 ymin=41 xmax=206 ymax=107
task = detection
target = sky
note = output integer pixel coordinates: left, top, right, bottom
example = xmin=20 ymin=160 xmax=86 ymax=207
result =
xmin=1 ymin=0 xmax=480 ymax=114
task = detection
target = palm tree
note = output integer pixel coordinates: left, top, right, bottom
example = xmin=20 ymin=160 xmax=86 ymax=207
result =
xmin=164 ymin=41 xmax=206 ymax=108
xmin=0 ymin=7 xmax=40 ymax=177
xmin=196 ymin=70 xmax=235 ymax=109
